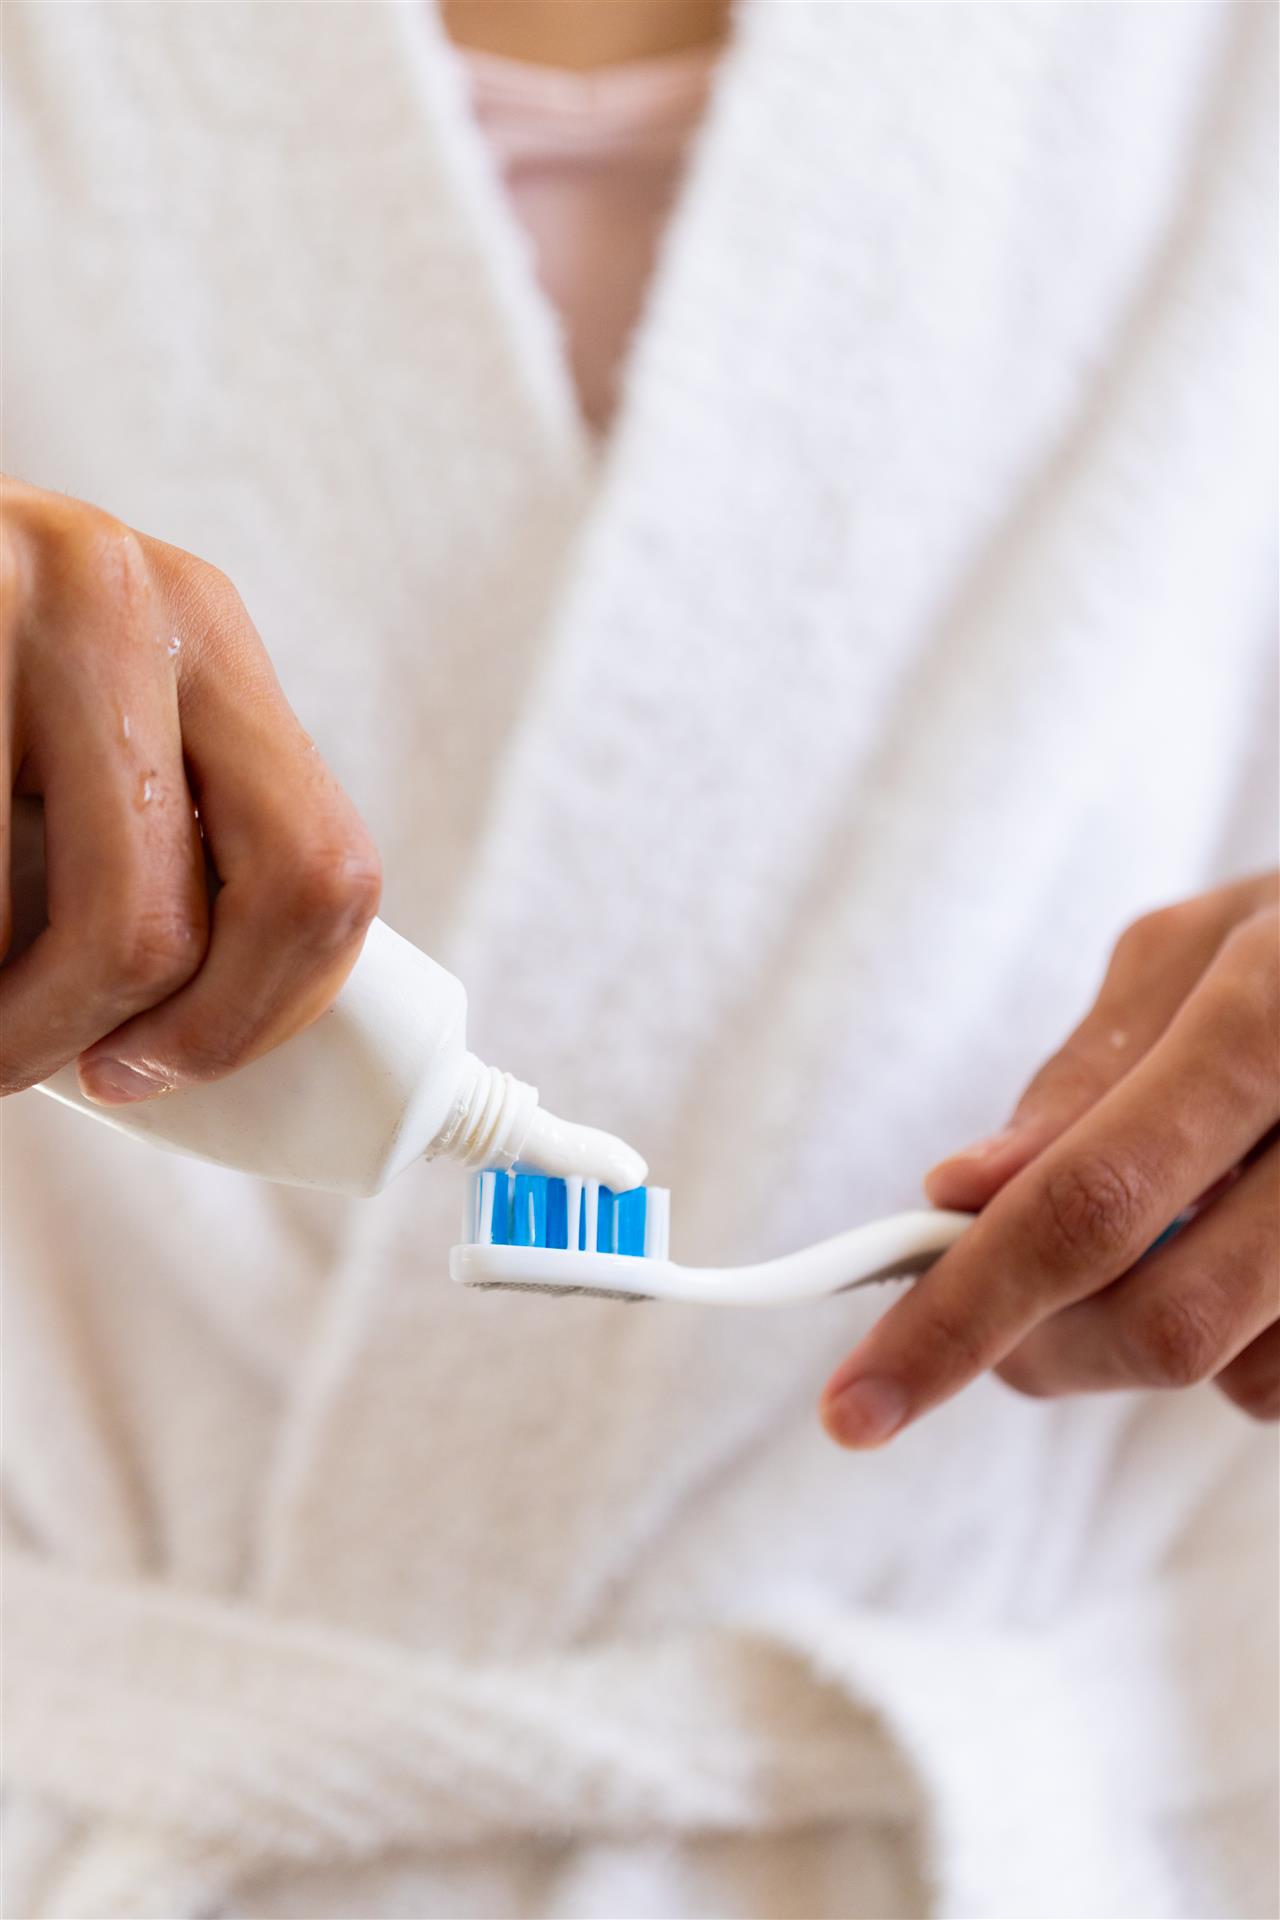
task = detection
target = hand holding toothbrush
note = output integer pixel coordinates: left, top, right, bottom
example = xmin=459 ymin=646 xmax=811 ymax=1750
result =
xmin=0 ymin=477 xmax=382 ymax=1101
xmin=822 ymin=873 xmax=1280 ymax=1444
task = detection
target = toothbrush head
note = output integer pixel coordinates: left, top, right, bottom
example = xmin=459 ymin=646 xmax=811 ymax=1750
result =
xmin=451 ymin=1171 xmax=974 ymax=1307
xmin=453 ymin=1169 xmax=669 ymax=1301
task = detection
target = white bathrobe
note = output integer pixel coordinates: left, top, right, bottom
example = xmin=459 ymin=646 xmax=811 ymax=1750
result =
xmin=3 ymin=5 xmax=1277 ymax=1916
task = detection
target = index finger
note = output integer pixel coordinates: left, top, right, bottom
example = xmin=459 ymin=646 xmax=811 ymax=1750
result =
xmin=76 ymin=563 xmax=380 ymax=1100
xmin=821 ymin=917 xmax=1279 ymax=1446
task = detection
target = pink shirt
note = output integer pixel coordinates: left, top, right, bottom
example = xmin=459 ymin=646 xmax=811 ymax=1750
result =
xmin=461 ymin=47 xmax=717 ymax=431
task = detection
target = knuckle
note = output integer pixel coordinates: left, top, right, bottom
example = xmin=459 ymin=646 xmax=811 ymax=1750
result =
xmin=66 ymin=513 xmax=152 ymax=616
xmin=1220 ymin=912 xmax=1279 ymax=1021
xmin=0 ymin=522 xmax=22 ymax=617
xmin=1130 ymin=901 xmax=1199 ymax=947
xmin=1036 ymin=1152 xmax=1151 ymax=1269
xmin=101 ymin=905 xmax=205 ymax=1000
xmin=1125 ymin=1288 xmax=1225 ymax=1389
xmin=1022 ymin=1041 xmax=1107 ymax=1115
xmin=274 ymin=827 xmax=382 ymax=950
xmin=163 ymin=551 xmax=251 ymax=643
xmin=1114 ymin=909 xmax=1164 ymax=959
xmin=1113 ymin=902 xmax=1200 ymax=970
xmin=1219 ymin=906 xmax=1277 ymax=964
xmin=1201 ymin=920 xmax=1280 ymax=1110
xmin=174 ymin=553 xmax=243 ymax=616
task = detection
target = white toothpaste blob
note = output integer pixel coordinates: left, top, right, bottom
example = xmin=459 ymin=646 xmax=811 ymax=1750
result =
xmin=519 ymin=1107 xmax=648 ymax=1192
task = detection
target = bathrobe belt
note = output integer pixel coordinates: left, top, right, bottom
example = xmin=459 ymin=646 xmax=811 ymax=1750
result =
xmin=5 ymin=1546 xmax=1275 ymax=1919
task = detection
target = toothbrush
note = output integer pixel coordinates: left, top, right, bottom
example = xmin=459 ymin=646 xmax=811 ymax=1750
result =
xmin=450 ymin=1170 xmax=974 ymax=1306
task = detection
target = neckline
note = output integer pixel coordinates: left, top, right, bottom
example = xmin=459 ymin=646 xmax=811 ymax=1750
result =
xmin=392 ymin=2 xmax=737 ymax=463
xmin=462 ymin=45 xmax=718 ymax=165
xmin=460 ymin=41 xmax=721 ymax=112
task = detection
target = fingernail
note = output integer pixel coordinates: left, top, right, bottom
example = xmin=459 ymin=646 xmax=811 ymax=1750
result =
xmin=823 ymin=1375 xmax=909 ymax=1449
xmin=78 ymin=1058 xmax=172 ymax=1105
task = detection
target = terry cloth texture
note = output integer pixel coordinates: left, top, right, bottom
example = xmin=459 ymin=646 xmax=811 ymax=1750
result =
xmin=3 ymin=4 xmax=1277 ymax=1916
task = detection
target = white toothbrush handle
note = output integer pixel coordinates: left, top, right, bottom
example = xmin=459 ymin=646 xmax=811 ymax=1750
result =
xmin=450 ymin=1209 xmax=975 ymax=1305
xmin=647 ymin=1209 xmax=973 ymax=1305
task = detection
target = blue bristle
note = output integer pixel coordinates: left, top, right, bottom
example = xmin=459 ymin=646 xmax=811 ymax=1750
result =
xmin=616 ymin=1187 xmax=647 ymax=1256
xmin=489 ymin=1171 xmax=512 ymax=1245
xmin=544 ymin=1177 xmax=568 ymax=1251
xmin=470 ymin=1172 xmax=660 ymax=1257
xmin=513 ymin=1173 xmax=547 ymax=1247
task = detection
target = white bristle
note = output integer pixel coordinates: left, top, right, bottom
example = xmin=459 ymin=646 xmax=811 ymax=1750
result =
xmin=478 ymin=1171 xmax=495 ymax=1244
xmin=582 ymin=1180 xmax=599 ymax=1254
xmin=644 ymin=1188 xmax=670 ymax=1261
xmin=566 ymin=1176 xmax=583 ymax=1251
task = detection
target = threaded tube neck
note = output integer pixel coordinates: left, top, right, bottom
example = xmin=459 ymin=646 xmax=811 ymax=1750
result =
xmin=429 ymin=1054 xmax=539 ymax=1170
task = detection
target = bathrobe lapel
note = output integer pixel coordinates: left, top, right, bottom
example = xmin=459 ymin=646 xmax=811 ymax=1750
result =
xmin=440 ymin=0 xmax=1258 ymax=1219
xmin=13 ymin=0 xmax=1271 ymax=1653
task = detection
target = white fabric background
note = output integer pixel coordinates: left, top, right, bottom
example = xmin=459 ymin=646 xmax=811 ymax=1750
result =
xmin=3 ymin=4 xmax=1277 ymax=1915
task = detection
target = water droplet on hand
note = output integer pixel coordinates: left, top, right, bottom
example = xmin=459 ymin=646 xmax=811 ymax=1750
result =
xmin=137 ymin=775 xmax=154 ymax=809
xmin=121 ymin=712 xmax=131 ymax=741
xmin=166 ymin=635 xmax=182 ymax=659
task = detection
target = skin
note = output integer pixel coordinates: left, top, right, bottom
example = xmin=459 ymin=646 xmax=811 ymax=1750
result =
xmin=0 ymin=477 xmax=381 ymax=1103
xmin=440 ymin=0 xmax=732 ymax=69
xmin=5 ymin=1 xmax=1274 ymax=1435
xmin=822 ymin=874 xmax=1280 ymax=1442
